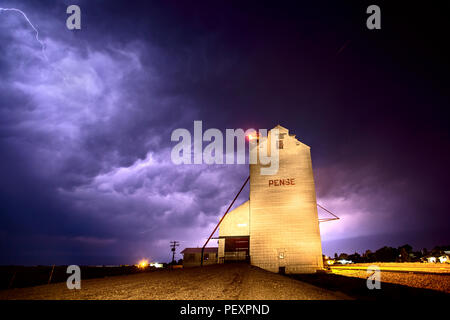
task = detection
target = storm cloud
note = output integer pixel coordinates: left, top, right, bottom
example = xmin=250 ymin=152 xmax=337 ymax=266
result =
xmin=1 ymin=1 xmax=449 ymax=264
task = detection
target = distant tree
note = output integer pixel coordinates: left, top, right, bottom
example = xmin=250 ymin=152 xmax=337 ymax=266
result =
xmin=348 ymin=252 xmax=362 ymax=263
xmin=375 ymin=246 xmax=398 ymax=262
xmin=363 ymin=250 xmax=375 ymax=262
xmin=177 ymin=259 xmax=183 ymax=265
xmin=338 ymin=253 xmax=349 ymax=260
xmin=398 ymin=244 xmax=413 ymax=254
xmin=410 ymin=251 xmax=422 ymax=262
xmin=399 ymin=247 xmax=410 ymax=262
xmin=431 ymin=246 xmax=444 ymax=256
xmin=334 ymin=253 xmax=338 ymax=259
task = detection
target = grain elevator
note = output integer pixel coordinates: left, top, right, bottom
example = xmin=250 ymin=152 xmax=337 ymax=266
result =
xmin=218 ymin=125 xmax=324 ymax=273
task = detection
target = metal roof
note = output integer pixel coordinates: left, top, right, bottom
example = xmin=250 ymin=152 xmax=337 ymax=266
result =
xmin=181 ymin=247 xmax=218 ymax=254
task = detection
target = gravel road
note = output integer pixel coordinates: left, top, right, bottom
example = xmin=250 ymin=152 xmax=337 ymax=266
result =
xmin=0 ymin=264 xmax=349 ymax=300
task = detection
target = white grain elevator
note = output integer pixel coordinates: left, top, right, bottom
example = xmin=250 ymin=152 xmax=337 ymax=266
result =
xmin=218 ymin=125 xmax=324 ymax=274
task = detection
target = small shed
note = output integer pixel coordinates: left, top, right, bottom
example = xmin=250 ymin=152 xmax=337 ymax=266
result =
xmin=181 ymin=247 xmax=218 ymax=268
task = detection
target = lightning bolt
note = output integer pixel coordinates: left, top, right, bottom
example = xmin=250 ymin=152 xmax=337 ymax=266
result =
xmin=0 ymin=7 xmax=48 ymax=60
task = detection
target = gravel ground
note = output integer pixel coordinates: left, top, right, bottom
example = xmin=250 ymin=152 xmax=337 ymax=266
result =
xmin=331 ymin=269 xmax=450 ymax=293
xmin=0 ymin=264 xmax=349 ymax=300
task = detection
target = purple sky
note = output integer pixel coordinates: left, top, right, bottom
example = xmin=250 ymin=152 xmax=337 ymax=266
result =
xmin=1 ymin=1 xmax=449 ymax=265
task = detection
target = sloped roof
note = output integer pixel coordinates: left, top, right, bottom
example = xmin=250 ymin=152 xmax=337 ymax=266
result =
xmin=181 ymin=247 xmax=218 ymax=254
xmin=273 ymin=124 xmax=289 ymax=131
xmin=271 ymin=124 xmax=310 ymax=148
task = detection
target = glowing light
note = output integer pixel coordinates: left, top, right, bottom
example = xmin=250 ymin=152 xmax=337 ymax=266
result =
xmin=137 ymin=259 xmax=149 ymax=269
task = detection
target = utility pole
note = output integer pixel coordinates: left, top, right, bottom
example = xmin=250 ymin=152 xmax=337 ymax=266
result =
xmin=170 ymin=241 xmax=180 ymax=265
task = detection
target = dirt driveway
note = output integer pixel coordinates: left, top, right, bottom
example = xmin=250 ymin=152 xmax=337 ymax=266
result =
xmin=0 ymin=264 xmax=349 ymax=300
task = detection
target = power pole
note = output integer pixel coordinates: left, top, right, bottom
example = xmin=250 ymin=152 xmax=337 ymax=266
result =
xmin=170 ymin=241 xmax=179 ymax=265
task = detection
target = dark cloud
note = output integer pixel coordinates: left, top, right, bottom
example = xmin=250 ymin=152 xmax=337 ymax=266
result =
xmin=0 ymin=1 xmax=449 ymax=264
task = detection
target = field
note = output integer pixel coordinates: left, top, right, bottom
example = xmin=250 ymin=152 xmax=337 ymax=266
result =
xmin=330 ymin=262 xmax=450 ymax=274
xmin=329 ymin=263 xmax=450 ymax=293
xmin=0 ymin=265 xmax=154 ymax=290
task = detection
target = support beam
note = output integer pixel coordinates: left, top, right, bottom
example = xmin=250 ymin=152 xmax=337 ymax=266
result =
xmin=317 ymin=203 xmax=340 ymax=222
xmin=201 ymin=176 xmax=250 ymax=266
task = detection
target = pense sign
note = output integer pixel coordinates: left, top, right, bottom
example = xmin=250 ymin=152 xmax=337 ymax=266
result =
xmin=268 ymin=178 xmax=295 ymax=187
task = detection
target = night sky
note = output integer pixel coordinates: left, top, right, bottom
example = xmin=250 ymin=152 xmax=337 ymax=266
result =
xmin=1 ymin=1 xmax=449 ymax=265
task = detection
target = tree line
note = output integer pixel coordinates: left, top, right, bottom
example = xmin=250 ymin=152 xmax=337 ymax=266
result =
xmin=332 ymin=244 xmax=450 ymax=263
